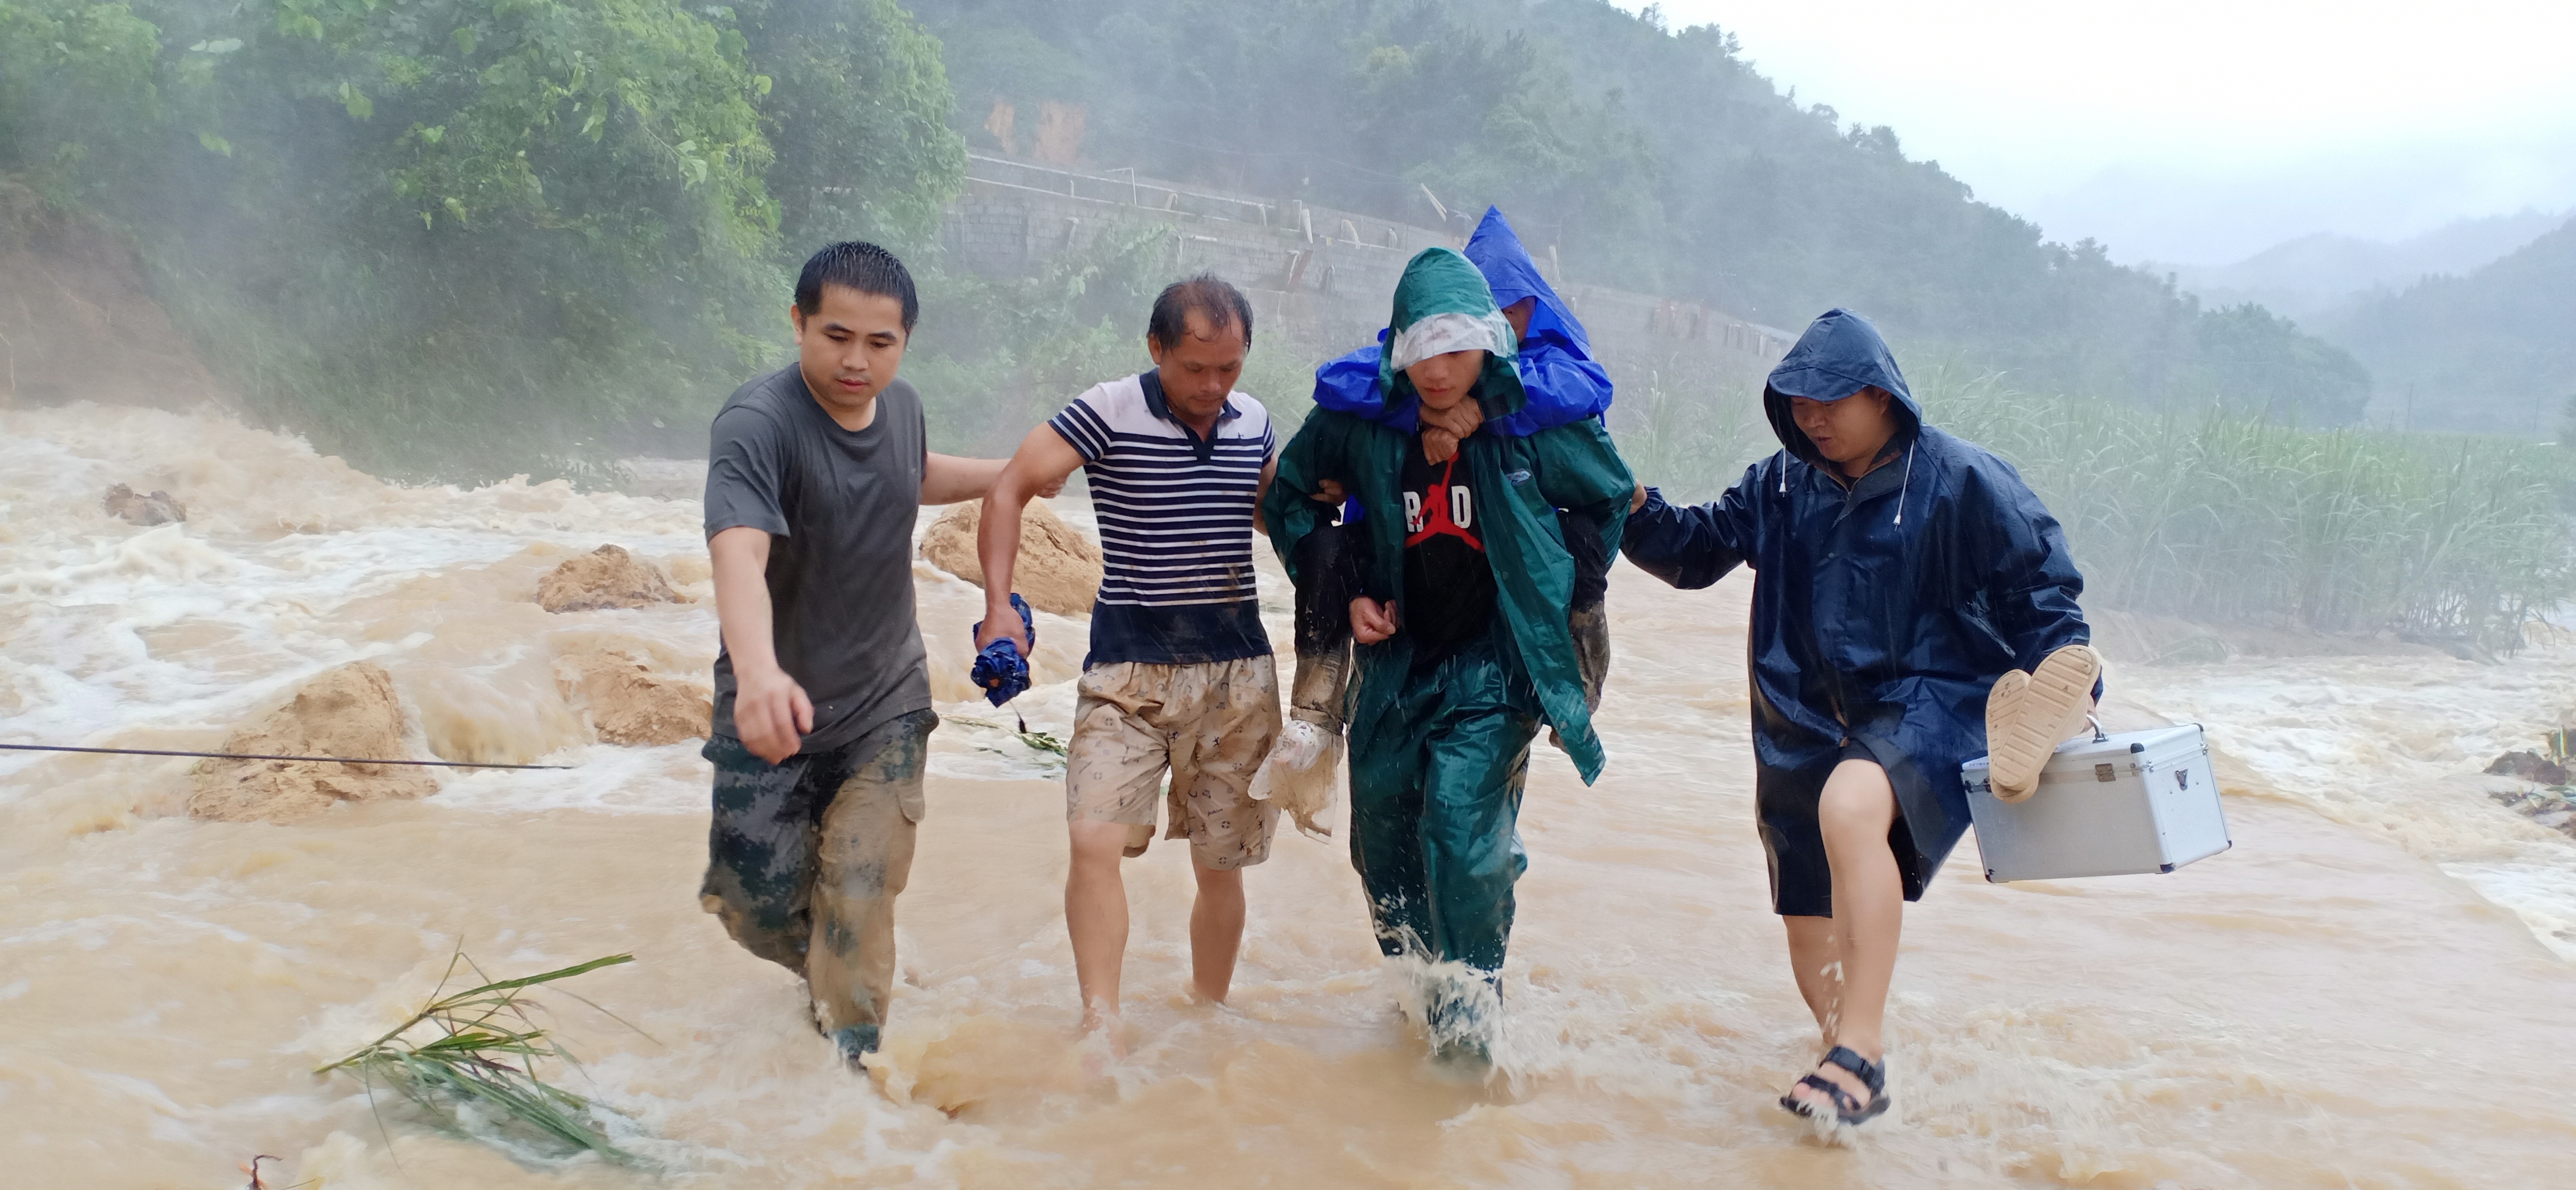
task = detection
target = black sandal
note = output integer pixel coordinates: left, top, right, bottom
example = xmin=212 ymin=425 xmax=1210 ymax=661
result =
xmin=1779 ymin=1045 xmax=1891 ymax=1125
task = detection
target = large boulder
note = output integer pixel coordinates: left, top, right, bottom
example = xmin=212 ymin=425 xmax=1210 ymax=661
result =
xmin=536 ymin=545 xmax=680 ymax=612
xmin=918 ymin=500 xmax=1103 ymax=617
xmin=187 ymin=662 xmax=437 ymax=824
xmin=556 ymin=649 xmax=713 ymax=745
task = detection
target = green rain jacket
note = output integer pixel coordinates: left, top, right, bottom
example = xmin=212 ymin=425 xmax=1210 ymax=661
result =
xmin=1264 ymin=248 xmax=1635 ymax=783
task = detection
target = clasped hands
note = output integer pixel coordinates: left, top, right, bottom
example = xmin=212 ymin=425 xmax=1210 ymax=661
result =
xmin=1300 ymin=400 xmax=1484 ymax=646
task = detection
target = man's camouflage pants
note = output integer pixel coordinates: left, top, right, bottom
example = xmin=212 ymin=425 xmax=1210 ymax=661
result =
xmin=699 ymin=709 xmax=936 ymax=1059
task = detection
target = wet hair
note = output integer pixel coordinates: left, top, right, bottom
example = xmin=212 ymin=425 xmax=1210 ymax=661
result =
xmin=1148 ymin=274 xmax=1253 ymax=351
xmin=794 ymin=241 xmax=918 ymax=330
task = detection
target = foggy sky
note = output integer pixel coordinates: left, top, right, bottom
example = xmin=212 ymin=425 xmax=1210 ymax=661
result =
xmin=1622 ymin=0 xmax=2576 ymax=266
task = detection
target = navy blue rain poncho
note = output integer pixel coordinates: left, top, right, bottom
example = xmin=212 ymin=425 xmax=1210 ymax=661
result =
xmin=1621 ymin=309 xmax=2095 ymax=912
xmin=1311 ymin=207 xmax=1611 ymax=435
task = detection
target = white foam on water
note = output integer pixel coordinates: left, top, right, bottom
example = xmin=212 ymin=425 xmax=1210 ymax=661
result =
xmin=8 ymin=404 xmax=2576 ymax=1188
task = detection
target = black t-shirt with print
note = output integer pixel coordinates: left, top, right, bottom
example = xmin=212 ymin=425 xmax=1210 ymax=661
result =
xmin=1399 ymin=433 xmax=1498 ymax=663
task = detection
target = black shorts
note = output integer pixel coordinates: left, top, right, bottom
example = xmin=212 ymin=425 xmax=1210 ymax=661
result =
xmin=1755 ymin=740 xmax=1925 ymax=918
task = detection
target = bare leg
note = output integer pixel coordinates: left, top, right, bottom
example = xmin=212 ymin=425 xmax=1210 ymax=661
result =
xmin=1188 ymin=863 xmax=1246 ymax=1003
xmin=1066 ymin=819 xmax=1133 ymax=1036
xmin=1781 ymin=914 xmax=1840 ymax=1041
xmin=1790 ymin=758 xmax=1902 ymax=1113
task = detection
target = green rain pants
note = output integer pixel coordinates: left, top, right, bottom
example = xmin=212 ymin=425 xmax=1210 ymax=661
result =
xmin=1347 ymin=626 xmax=1542 ymax=1035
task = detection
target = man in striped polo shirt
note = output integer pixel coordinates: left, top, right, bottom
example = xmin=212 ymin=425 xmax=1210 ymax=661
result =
xmin=975 ymin=275 xmax=1281 ymax=1046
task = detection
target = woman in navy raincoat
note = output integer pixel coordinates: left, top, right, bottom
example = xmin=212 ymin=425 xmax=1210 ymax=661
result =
xmin=1622 ymin=308 xmax=2097 ymax=1126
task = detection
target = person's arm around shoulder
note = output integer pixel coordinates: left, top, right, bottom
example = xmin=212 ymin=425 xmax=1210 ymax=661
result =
xmin=925 ymin=452 xmax=1064 ymax=506
xmin=1964 ymin=461 xmax=2096 ymax=682
xmin=973 ymin=424 xmax=1087 ymax=653
xmin=1622 ymin=459 xmax=1768 ymax=590
xmin=710 ymin=527 xmax=810 ymax=764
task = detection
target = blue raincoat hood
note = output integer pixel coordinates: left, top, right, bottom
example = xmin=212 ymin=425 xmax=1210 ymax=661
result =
xmin=1464 ymin=207 xmax=1588 ymax=356
xmin=1763 ymin=308 xmax=1922 ymax=471
xmin=1308 ymin=208 xmax=1612 ymax=436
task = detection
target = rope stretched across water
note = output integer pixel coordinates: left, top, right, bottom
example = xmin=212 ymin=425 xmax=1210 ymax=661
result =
xmin=0 ymin=743 xmax=572 ymax=770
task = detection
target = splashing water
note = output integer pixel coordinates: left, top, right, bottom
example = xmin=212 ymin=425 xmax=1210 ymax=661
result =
xmin=6 ymin=404 xmax=2575 ymax=1187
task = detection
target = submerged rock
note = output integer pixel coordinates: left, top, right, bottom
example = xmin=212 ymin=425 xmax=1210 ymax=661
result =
xmin=536 ymin=545 xmax=681 ymax=613
xmin=102 ymin=483 xmax=187 ymax=525
xmin=2484 ymin=750 xmax=2570 ymax=786
xmin=187 ymin=662 xmax=437 ymax=824
xmin=918 ymin=500 xmax=1103 ymax=617
xmin=556 ymin=650 xmax=712 ymax=746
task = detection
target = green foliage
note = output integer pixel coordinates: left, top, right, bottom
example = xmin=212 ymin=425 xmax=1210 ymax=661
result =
xmin=316 ymin=951 xmax=645 ymax=1161
xmin=749 ymin=0 xmax=967 ymax=247
xmin=0 ymin=1 xmax=164 ymax=203
xmin=908 ymin=0 xmax=2373 ymax=426
xmin=0 ymin=0 xmax=963 ymax=481
xmin=1621 ymin=360 xmax=2574 ymax=651
xmin=1600 ymin=353 xmax=1764 ymax=502
xmin=1926 ymin=369 xmax=2575 ymax=653
xmin=905 ymin=218 xmax=1315 ymax=455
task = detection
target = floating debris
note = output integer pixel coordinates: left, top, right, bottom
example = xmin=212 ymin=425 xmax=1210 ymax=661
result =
xmin=2485 ymin=735 xmax=2576 ymax=838
xmin=316 ymin=950 xmax=647 ymax=1163
xmin=2485 ymin=749 xmax=2570 ymax=786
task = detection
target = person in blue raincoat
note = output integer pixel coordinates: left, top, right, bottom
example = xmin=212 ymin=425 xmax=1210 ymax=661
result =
xmin=1622 ymin=308 xmax=2101 ymax=1127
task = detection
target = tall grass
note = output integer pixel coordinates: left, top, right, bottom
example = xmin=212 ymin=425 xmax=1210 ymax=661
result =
xmin=1617 ymin=363 xmax=2576 ymax=653
xmin=1926 ymin=368 xmax=2576 ymax=653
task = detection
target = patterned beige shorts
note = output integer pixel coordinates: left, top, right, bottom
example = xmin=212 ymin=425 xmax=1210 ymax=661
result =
xmin=1067 ymin=656 xmax=1282 ymax=870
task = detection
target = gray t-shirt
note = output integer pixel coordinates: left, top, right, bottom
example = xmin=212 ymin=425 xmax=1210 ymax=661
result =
xmin=704 ymin=366 xmax=930 ymax=754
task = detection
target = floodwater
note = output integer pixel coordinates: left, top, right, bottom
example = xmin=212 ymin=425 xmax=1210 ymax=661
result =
xmin=5 ymin=403 xmax=2575 ymax=1188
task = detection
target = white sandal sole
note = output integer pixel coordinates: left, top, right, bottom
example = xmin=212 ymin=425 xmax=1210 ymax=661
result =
xmin=1985 ymin=644 xmax=2101 ymax=802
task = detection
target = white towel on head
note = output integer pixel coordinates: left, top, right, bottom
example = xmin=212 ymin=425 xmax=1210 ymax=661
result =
xmin=1388 ymin=310 xmax=1514 ymax=372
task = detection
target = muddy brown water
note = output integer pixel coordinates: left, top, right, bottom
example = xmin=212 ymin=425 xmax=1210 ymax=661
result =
xmin=6 ymin=405 xmax=2574 ymax=1187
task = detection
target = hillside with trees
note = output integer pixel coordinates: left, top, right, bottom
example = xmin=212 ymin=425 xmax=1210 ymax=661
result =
xmin=2 ymin=0 xmax=2392 ymax=481
xmin=1 ymin=0 xmax=964 ymax=478
xmin=910 ymin=0 xmax=2370 ymax=424
xmin=2323 ymin=216 xmax=2576 ymax=437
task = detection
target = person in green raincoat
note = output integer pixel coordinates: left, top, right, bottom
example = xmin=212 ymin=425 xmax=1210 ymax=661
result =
xmin=1263 ymin=248 xmax=1634 ymax=1061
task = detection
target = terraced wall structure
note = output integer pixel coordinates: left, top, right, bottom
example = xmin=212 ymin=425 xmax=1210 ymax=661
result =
xmin=940 ymin=153 xmax=1795 ymax=405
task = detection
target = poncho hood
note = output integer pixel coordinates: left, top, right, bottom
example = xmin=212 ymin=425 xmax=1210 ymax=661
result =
xmin=1380 ymin=248 xmax=1528 ymax=421
xmin=1463 ymin=207 xmax=1589 ymax=356
xmin=1763 ymin=308 xmax=1922 ymax=470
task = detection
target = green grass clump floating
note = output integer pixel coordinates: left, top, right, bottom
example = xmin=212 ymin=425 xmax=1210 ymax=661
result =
xmin=315 ymin=951 xmax=645 ymax=1163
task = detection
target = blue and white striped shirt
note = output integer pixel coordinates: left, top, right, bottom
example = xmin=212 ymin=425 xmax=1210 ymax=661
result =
xmin=1048 ymin=370 xmax=1276 ymax=667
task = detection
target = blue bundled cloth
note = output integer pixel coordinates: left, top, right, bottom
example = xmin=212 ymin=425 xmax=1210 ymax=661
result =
xmin=970 ymin=593 xmax=1035 ymax=707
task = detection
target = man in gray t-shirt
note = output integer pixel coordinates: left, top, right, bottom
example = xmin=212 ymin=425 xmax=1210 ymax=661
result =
xmin=698 ymin=242 xmax=1044 ymax=1067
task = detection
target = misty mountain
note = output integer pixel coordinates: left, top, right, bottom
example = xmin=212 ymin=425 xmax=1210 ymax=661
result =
xmin=2322 ymin=215 xmax=2576 ymax=436
xmin=2160 ymin=209 xmax=2568 ymax=320
xmin=911 ymin=0 xmax=2370 ymax=424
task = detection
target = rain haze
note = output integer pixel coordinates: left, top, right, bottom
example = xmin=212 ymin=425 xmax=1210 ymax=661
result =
xmin=1630 ymin=0 xmax=2576 ymax=264
xmin=5 ymin=1 xmax=2576 ymax=1185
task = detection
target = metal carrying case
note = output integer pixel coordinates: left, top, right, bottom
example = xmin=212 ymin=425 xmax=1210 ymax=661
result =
xmin=1961 ymin=723 xmax=2229 ymax=883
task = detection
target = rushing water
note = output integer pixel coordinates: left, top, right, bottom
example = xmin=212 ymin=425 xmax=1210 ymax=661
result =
xmin=6 ymin=404 xmax=2575 ymax=1188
